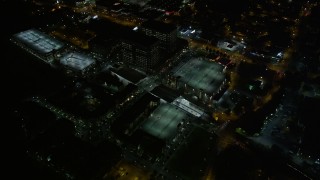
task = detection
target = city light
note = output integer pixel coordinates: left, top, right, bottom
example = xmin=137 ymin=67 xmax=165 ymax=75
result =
xmin=6 ymin=0 xmax=320 ymax=179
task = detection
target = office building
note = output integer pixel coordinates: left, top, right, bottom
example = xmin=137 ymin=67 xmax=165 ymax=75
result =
xmin=140 ymin=20 xmax=177 ymax=52
xmin=120 ymin=31 xmax=160 ymax=70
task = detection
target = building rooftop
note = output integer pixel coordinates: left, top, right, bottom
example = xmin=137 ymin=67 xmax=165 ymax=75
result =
xmin=111 ymin=67 xmax=146 ymax=84
xmin=60 ymin=52 xmax=95 ymax=71
xmin=142 ymin=103 xmax=187 ymax=140
xmin=173 ymin=57 xmax=226 ymax=94
xmin=141 ymin=20 xmax=176 ymax=33
xmin=112 ymin=93 xmax=159 ymax=135
xmin=121 ymin=30 xmax=159 ymax=48
xmin=13 ymin=29 xmax=64 ymax=54
xmin=150 ymin=85 xmax=179 ymax=103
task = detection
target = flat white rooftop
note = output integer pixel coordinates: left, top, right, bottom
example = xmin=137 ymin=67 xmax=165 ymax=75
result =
xmin=14 ymin=29 xmax=64 ymax=54
xmin=172 ymin=96 xmax=204 ymax=117
xmin=173 ymin=57 xmax=225 ymax=94
xmin=60 ymin=52 xmax=95 ymax=71
xmin=142 ymin=103 xmax=187 ymax=140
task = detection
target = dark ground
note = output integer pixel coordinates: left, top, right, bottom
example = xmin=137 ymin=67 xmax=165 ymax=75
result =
xmin=2 ymin=1 xmax=67 ymax=179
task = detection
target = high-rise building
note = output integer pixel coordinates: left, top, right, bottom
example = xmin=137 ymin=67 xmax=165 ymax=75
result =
xmin=120 ymin=31 xmax=160 ymax=70
xmin=140 ymin=20 xmax=177 ymax=53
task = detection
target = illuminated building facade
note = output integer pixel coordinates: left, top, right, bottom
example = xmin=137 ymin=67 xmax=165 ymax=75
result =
xmin=120 ymin=32 xmax=160 ymax=70
xmin=140 ymin=20 xmax=178 ymax=53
